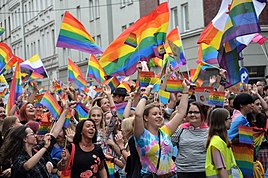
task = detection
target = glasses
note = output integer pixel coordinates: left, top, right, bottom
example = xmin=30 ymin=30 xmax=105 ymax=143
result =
xmin=188 ymin=111 xmax=200 ymax=115
xmin=26 ymin=132 xmax=35 ymax=137
xmin=225 ymin=117 xmax=232 ymax=121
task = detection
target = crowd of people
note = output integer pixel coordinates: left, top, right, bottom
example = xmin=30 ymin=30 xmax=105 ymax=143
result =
xmin=0 ymin=65 xmax=267 ymax=178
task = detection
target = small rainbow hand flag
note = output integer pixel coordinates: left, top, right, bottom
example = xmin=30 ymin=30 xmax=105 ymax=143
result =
xmin=34 ymin=93 xmax=44 ymax=106
xmin=37 ymin=121 xmax=51 ymax=135
xmin=106 ymin=77 xmax=120 ymax=92
xmin=64 ymin=108 xmax=72 ymax=128
xmin=74 ymin=102 xmax=88 ymax=120
xmin=207 ymin=91 xmax=225 ymax=107
xmin=150 ymin=78 xmax=161 ymax=92
xmin=40 ymin=91 xmax=62 ymax=119
xmin=139 ymin=71 xmax=154 ymax=87
xmin=124 ymin=32 xmax=137 ymax=48
xmin=166 ymin=80 xmax=183 ymax=93
xmin=159 ymin=89 xmax=170 ymax=104
xmin=115 ymin=102 xmax=127 ymax=120
xmin=239 ymin=126 xmax=253 ymax=145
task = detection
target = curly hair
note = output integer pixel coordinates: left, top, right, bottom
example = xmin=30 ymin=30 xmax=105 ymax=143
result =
xmin=73 ymin=119 xmax=97 ymax=144
xmin=0 ymin=125 xmax=28 ymax=164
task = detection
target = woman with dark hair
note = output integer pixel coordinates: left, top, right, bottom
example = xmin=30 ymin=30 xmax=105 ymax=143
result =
xmin=205 ymin=108 xmax=242 ymax=178
xmin=134 ymin=81 xmax=188 ymax=177
xmin=228 ymin=93 xmax=254 ymax=141
xmin=172 ymin=101 xmax=209 ymax=178
xmin=0 ymin=125 xmax=51 ymax=178
xmin=58 ymin=119 xmax=107 ymax=178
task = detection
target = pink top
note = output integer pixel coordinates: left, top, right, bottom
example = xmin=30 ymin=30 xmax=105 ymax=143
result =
xmin=211 ymin=146 xmax=226 ymax=169
xmin=180 ymin=122 xmax=209 ymax=129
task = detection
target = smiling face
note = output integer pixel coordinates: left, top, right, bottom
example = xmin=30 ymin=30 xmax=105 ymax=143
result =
xmin=90 ymin=108 xmax=103 ymax=128
xmin=82 ymin=120 xmax=96 ymax=140
xmin=144 ymin=107 xmax=164 ymax=129
xmin=100 ymin=98 xmax=110 ymax=112
xmin=26 ymin=103 xmax=36 ymax=117
xmin=187 ymin=104 xmax=202 ymax=127
xmin=104 ymin=112 xmax=112 ymax=126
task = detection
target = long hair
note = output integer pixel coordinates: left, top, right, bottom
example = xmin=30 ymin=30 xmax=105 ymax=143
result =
xmin=0 ymin=125 xmax=28 ymax=163
xmin=73 ymin=119 xmax=97 ymax=144
xmin=89 ymin=106 xmax=105 ymax=130
xmin=2 ymin=116 xmax=19 ymax=136
xmin=206 ymin=108 xmax=231 ymax=149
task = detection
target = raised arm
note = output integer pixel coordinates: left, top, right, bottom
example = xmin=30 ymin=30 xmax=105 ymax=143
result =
xmin=134 ymin=85 xmax=152 ymax=138
xmin=167 ymin=79 xmax=189 ymax=134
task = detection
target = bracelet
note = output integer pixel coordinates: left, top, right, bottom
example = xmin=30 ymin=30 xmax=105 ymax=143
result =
xmin=110 ymin=105 xmax=116 ymax=110
xmin=143 ymin=93 xmax=149 ymax=97
xmin=141 ymin=95 xmax=148 ymax=100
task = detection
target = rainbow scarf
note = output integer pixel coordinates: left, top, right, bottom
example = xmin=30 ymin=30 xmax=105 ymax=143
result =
xmin=166 ymin=80 xmax=183 ymax=93
xmin=68 ymin=58 xmax=87 ymax=89
xmin=87 ymin=55 xmax=106 ymax=83
xmin=40 ymin=91 xmax=62 ymax=119
xmin=56 ymin=11 xmax=103 ymax=54
xmin=99 ymin=2 xmax=169 ymax=76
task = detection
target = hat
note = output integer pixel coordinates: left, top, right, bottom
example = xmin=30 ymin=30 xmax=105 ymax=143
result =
xmin=113 ymin=87 xmax=128 ymax=96
xmin=25 ymin=121 xmax=40 ymax=134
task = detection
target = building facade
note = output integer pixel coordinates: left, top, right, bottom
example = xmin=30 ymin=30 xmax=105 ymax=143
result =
xmin=0 ymin=0 xmax=268 ymax=86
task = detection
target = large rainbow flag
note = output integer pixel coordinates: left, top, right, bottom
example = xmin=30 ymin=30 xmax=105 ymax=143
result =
xmin=165 ymin=27 xmax=186 ymax=68
xmin=68 ymin=58 xmax=87 ymax=89
xmin=56 ymin=11 xmax=103 ymax=54
xmin=99 ymin=2 xmax=169 ymax=76
xmin=87 ymin=55 xmax=106 ymax=83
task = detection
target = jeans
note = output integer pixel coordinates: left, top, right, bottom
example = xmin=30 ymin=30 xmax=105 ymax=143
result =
xmin=177 ymin=171 xmax=206 ymax=178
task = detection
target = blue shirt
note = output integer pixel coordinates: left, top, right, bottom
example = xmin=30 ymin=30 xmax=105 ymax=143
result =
xmin=228 ymin=114 xmax=250 ymax=140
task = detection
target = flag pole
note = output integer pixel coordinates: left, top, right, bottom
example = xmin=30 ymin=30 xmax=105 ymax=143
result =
xmin=261 ymin=45 xmax=268 ymax=62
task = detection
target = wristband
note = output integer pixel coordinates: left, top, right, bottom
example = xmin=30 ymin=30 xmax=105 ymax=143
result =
xmin=143 ymin=93 xmax=149 ymax=97
xmin=110 ymin=105 xmax=116 ymax=110
xmin=141 ymin=95 xmax=148 ymax=100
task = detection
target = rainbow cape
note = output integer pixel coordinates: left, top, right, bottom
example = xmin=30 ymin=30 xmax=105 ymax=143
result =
xmin=99 ymin=2 xmax=169 ymax=76
xmin=56 ymin=11 xmax=103 ymax=54
xmin=87 ymin=55 xmax=106 ymax=83
xmin=40 ymin=91 xmax=62 ymax=119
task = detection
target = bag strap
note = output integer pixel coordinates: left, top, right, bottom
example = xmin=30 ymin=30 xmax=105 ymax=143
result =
xmin=176 ymin=128 xmax=184 ymax=148
xmin=156 ymin=130 xmax=161 ymax=173
xmin=66 ymin=143 xmax=75 ymax=169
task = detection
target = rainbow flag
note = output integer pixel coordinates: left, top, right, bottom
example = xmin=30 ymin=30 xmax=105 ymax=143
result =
xmin=166 ymin=80 xmax=183 ymax=93
xmin=0 ymin=74 xmax=7 ymax=84
xmin=74 ymin=102 xmax=88 ymax=120
xmin=106 ymin=77 xmax=120 ymax=92
xmin=124 ymin=32 xmax=137 ymax=48
xmin=239 ymin=126 xmax=253 ymax=145
xmin=68 ymin=58 xmax=87 ymax=89
xmin=106 ymin=160 xmax=115 ymax=178
xmin=118 ymin=82 xmax=131 ymax=92
xmin=139 ymin=71 xmax=154 ymax=87
xmin=29 ymin=71 xmax=44 ymax=81
xmin=159 ymin=89 xmax=170 ymax=104
xmin=34 ymin=93 xmax=44 ymax=106
xmin=232 ymin=143 xmax=254 ymax=177
xmin=0 ymin=88 xmax=7 ymax=98
xmin=207 ymin=91 xmax=225 ymax=107
xmin=7 ymin=61 xmax=22 ymax=114
xmin=56 ymin=11 xmax=103 ymax=54
xmin=54 ymin=80 xmax=62 ymax=95
xmin=251 ymin=33 xmax=267 ymax=45
xmin=20 ymin=54 xmax=48 ymax=78
xmin=64 ymin=109 xmax=72 ymax=128
xmin=150 ymin=78 xmax=161 ymax=92
xmin=99 ymin=2 xmax=169 ymax=76
xmin=198 ymin=43 xmax=218 ymax=68
xmin=115 ymin=102 xmax=127 ymax=120
xmin=40 ymin=91 xmax=62 ymax=119
xmin=87 ymin=55 xmax=106 ymax=83
xmin=0 ymin=43 xmax=14 ymax=74
xmin=0 ymin=27 xmax=4 ymax=36
xmin=165 ymin=27 xmax=186 ymax=67
xmin=37 ymin=122 xmax=51 ymax=135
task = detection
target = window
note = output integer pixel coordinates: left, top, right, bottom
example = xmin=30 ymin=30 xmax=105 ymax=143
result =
xmin=96 ymin=35 xmax=101 ymax=47
xmin=52 ymin=29 xmax=55 ymax=54
xmin=171 ymin=7 xmax=178 ymax=29
xmin=29 ymin=1 xmax=32 ymax=19
xmin=122 ymin=25 xmax=127 ymax=32
xmin=121 ymin=0 xmax=126 ymax=7
xmin=76 ymin=6 xmax=81 ymax=20
xmin=24 ymin=4 xmax=28 ymax=21
xmin=89 ymin=0 xmax=94 ymax=21
xmin=95 ymin=0 xmax=100 ymax=19
xmin=181 ymin=3 xmax=189 ymax=32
